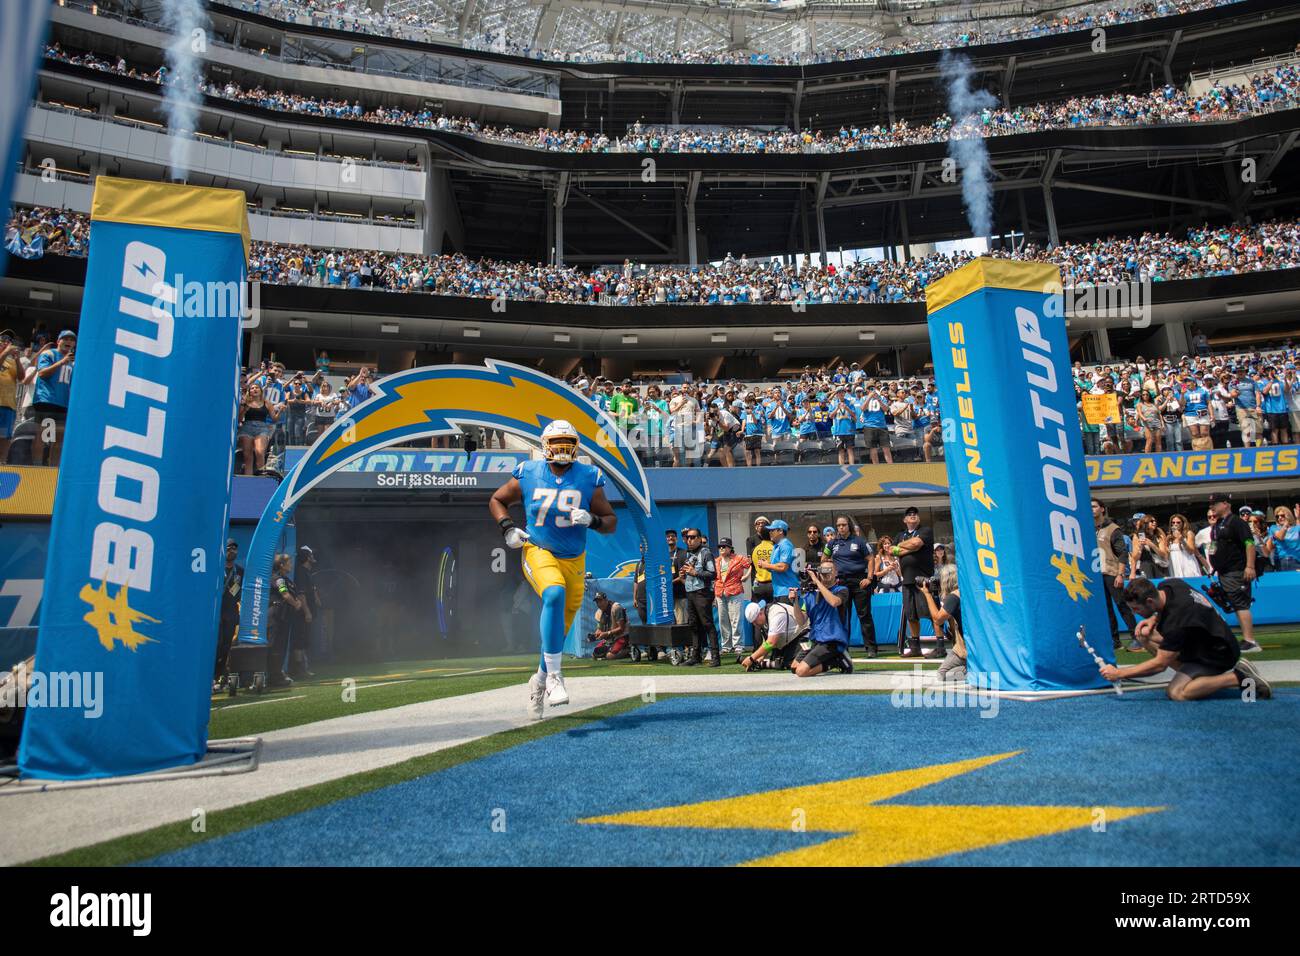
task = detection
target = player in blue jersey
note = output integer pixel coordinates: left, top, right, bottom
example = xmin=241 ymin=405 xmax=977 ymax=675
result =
xmin=489 ymin=420 xmax=617 ymax=719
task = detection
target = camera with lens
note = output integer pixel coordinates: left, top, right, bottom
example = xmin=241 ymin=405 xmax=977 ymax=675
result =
xmin=916 ymin=575 xmax=941 ymax=592
xmin=799 ymin=569 xmax=820 ymax=594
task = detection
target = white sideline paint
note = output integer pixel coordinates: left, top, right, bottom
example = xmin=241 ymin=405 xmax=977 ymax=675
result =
xmin=2 ymin=663 xmax=1296 ymax=865
xmin=216 ymin=695 xmax=307 ymax=711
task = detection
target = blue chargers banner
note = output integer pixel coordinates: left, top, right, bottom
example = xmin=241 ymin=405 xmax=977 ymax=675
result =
xmin=0 ymin=522 xmax=49 ymax=631
xmin=1087 ymin=446 xmax=1300 ymax=486
xmin=926 ymin=260 xmax=1111 ymax=692
xmin=19 ymin=178 xmax=247 ymax=780
xmin=0 ymin=1 xmax=49 ymax=277
xmin=584 ymin=503 xmax=709 ymax=581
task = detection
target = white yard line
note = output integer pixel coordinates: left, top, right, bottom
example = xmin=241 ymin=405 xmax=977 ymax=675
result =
xmin=215 ymin=695 xmax=306 ymax=710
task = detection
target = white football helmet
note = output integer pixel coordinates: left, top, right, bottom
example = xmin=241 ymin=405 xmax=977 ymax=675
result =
xmin=541 ymin=420 xmax=580 ymax=463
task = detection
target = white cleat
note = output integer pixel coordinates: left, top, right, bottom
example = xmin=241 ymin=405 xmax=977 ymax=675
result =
xmin=545 ymin=673 xmax=569 ymax=708
xmin=527 ymin=672 xmax=546 ymax=720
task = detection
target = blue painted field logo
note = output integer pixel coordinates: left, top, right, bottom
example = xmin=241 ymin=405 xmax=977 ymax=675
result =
xmin=49 ymin=886 xmax=150 ymax=936
xmin=889 ymin=665 xmax=1000 ymax=718
xmin=0 ymin=663 xmax=104 ymax=719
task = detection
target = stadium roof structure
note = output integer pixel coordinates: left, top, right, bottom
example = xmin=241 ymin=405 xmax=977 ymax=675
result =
xmin=245 ymin=0 xmax=1246 ymax=63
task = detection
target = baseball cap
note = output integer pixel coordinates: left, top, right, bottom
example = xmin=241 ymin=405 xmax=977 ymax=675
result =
xmin=1238 ymin=505 xmax=1252 ymax=515
xmin=904 ymin=506 xmax=920 ymax=517
xmin=0 ymin=328 xmax=15 ymax=341
xmin=768 ymin=519 xmax=789 ymax=532
xmin=822 ymin=526 xmax=834 ymax=537
xmin=1131 ymin=513 xmax=1146 ymax=521
xmin=1208 ymin=492 xmax=1232 ymax=505
xmin=594 ymin=591 xmax=608 ymax=601
xmin=298 ymin=545 xmax=314 ymax=558
xmin=226 ymin=539 xmax=238 ymax=549
xmin=718 ymin=537 xmax=733 ymax=548
xmin=743 ymin=601 xmax=766 ymax=625
xmin=58 ymin=329 xmax=76 ymax=341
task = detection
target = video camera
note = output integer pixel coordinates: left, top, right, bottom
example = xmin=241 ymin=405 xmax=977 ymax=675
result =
xmin=1199 ymin=578 xmax=1253 ymax=616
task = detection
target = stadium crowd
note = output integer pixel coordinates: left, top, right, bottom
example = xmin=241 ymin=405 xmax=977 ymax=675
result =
xmin=42 ymin=43 xmax=1300 ymax=155
xmin=9 ymin=309 xmax=1300 ymax=472
xmin=559 ymin=347 xmax=1300 ymax=468
xmin=224 ymin=0 xmax=1245 ymax=67
xmin=11 ymin=203 xmax=1300 ymax=304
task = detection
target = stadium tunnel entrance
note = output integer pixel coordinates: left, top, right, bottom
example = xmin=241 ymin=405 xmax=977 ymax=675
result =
xmin=292 ymin=491 xmax=544 ymax=665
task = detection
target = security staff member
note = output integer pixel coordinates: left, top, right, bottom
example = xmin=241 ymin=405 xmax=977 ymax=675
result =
xmin=214 ymin=539 xmax=243 ymax=689
xmin=891 ymin=507 xmax=934 ymax=657
xmin=825 ymin=514 xmax=877 ymax=657
xmin=681 ymin=528 xmax=719 ymax=666
xmin=1093 ymin=499 xmax=1136 ymax=650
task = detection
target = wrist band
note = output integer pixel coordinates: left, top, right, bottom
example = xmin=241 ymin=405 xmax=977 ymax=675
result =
xmin=589 ymin=513 xmax=605 ymax=530
xmin=498 ymin=517 xmax=516 ymax=536
xmin=761 ymin=639 xmax=775 ymax=653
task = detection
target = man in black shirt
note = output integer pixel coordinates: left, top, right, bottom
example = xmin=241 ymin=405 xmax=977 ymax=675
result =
xmin=825 ymin=514 xmax=877 ymax=657
xmin=1207 ymin=492 xmax=1260 ymax=652
xmin=889 ymin=507 xmax=935 ymax=657
xmin=803 ymin=525 xmax=825 ymax=569
xmin=214 ymin=539 xmax=243 ymax=690
xmin=1111 ymin=578 xmax=1270 ymax=700
xmin=651 ymin=530 xmax=690 ymax=664
xmin=681 ymin=528 xmax=719 ymax=666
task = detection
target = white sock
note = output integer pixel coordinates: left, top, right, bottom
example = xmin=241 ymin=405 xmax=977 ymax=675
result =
xmin=544 ymin=653 xmax=563 ymax=678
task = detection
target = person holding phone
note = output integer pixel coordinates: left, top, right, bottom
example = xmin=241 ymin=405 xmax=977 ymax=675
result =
xmin=30 ymin=330 xmax=75 ymax=467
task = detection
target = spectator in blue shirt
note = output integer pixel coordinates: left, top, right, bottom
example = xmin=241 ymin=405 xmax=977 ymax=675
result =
xmin=1268 ymin=505 xmax=1300 ymax=571
xmin=346 ymin=366 xmax=375 ymax=409
xmin=741 ymin=399 xmax=767 ymax=467
xmin=1260 ymin=367 xmax=1291 ymax=446
xmin=31 ymin=330 xmax=75 ymax=466
xmin=757 ymin=520 xmax=799 ymax=604
xmin=831 ymin=391 xmax=857 ymax=464
xmin=858 ymin=385 xmax=893 ymax=465
xmin=1231 ymin=372 xmax=1262 ymax=446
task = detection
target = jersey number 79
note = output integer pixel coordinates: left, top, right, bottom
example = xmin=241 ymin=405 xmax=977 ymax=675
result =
xmin=533 ymin=488 xmax=582 ymax=527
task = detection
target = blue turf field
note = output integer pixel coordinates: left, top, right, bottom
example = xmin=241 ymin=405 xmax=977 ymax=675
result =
xmin=149 ymin=691 xmax=1300 ymax=866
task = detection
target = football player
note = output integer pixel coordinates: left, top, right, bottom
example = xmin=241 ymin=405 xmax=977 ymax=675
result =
xmin=489 ymin=420 xmax=617 ymax=718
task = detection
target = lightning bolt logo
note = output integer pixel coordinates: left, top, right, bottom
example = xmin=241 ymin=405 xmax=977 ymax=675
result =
xmin=1050 ymin=553 xmax=1092 ymax=603
xmin=284 ymin=360 xmax=653 ymax=515
xmin=80 ymin=580 xmax=160 ymax=651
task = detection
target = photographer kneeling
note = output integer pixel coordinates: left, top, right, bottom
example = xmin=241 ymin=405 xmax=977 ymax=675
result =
xmin=590 ymin=591 xmax=630 ymax=660
xmin=919 ymin=564 xmax=965 ymax=681
xmin=739 ymin=598 xmax=801 ymax=671
xmin=790 ymin=561 xmax=854 ymax=677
